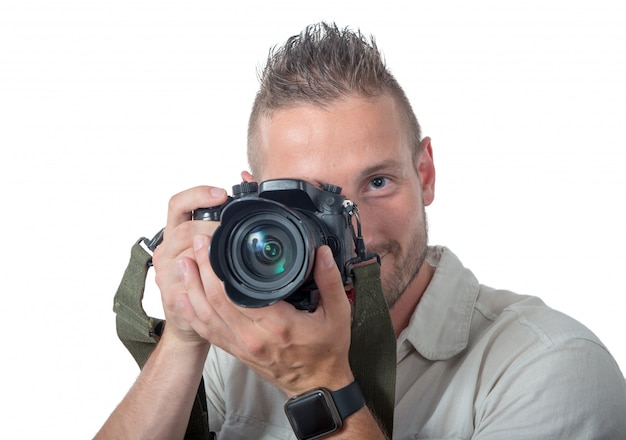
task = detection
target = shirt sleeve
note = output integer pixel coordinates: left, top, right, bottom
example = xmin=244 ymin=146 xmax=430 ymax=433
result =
xmin=473 ymin=336 xmax=626 ymax=439
xmin=203 ymin=346 xmax=227 ymax=434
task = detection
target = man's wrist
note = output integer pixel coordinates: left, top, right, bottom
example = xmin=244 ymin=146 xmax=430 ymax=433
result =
xmin=284 ymin=380 xmax=365 ymax=440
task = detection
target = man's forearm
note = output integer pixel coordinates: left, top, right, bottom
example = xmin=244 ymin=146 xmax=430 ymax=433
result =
xmin=94 ymin=335 xmax=210 ymax=439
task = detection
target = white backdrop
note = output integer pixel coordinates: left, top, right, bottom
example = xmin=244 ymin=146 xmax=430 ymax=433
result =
xmin=1 ymin=1 xmax=625 ymax=438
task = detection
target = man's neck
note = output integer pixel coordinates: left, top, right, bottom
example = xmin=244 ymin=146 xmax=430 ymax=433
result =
xmin=389 ymin=262 xmax=434 ymax=337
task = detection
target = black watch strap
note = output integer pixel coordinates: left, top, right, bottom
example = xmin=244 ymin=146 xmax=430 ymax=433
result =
xmin=284 ymin=380 xmax=366 ymax=440
xmin=332 ymin=381 xmax=365 ymax=420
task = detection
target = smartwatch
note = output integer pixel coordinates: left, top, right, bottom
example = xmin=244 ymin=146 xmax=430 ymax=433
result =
xmin=284 ymin=380 xmax=365 ymax=440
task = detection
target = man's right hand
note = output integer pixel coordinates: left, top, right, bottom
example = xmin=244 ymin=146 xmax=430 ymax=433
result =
xmin=94 ymin=185 xmax=229 ymax=439
xmin=152 ymin=185 xmax=228 ymax=347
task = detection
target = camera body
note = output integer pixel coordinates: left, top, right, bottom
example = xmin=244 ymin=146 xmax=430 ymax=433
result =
xmin=193 ymin=179 xmax=355 ymax=311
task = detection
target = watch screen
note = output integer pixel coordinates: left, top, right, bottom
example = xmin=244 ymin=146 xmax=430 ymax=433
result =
xmin=287 ymin=391 xmax=339 ymax=438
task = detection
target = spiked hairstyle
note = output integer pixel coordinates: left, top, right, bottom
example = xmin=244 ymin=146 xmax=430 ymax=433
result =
xmin=247 ymin=22 xmax=422 ymax=175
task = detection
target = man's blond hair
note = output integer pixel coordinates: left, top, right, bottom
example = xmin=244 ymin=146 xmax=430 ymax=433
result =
xmin=247 ymin=22 xmax=422 ymax=176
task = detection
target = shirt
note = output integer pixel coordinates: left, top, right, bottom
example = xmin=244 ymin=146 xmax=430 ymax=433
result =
xmin=203 ymin=246 xmax=626 ymax=439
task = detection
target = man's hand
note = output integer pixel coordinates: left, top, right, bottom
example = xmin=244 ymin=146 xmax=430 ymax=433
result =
xmin=152 ymin=185 xmax=228 ymax=347
xmin=152 ymin=183 xmax=355 ymax=396
xmin=178 ymin=231 xmax=355 ymax=397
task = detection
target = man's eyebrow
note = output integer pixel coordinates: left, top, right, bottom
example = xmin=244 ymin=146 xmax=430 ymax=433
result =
xmin=356 ymin=159 xmax=407 ymax=179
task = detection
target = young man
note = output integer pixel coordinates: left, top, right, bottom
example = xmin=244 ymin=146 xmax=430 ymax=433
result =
xmin=97 ymin=23 xmax=626 ymax=439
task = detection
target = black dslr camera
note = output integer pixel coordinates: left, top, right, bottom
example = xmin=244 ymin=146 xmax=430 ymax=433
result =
xmin=193 ymin=179 xmax=368 ymax=311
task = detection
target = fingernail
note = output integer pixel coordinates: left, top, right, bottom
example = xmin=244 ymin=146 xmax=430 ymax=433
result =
xmin=176 ymin=259 xmax=187 ymax=276
xmin=322 ymin=246 xmax=335 ymax=268
xmin=210 ymin=187 xmax=226 ymax=198
xmin=194 ymin=235 xmax=205 ymax=251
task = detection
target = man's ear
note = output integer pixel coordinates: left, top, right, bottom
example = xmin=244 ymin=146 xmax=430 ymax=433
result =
xmin=418 ymin=137 xmax=436 ymax=206
xmin=241 ymin=170 xmax=255 ymax=182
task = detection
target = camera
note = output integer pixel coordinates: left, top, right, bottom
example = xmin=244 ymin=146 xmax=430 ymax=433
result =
xmin=193 ymin=179 xmax=358 ymax=311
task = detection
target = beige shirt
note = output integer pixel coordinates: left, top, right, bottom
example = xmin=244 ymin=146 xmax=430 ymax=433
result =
xmin=204 ymin=246 xmax=626 ymax=439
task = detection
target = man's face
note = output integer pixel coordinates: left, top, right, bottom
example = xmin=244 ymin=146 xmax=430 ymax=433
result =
xmin=253 ymin=94 xmax=435 ymax=307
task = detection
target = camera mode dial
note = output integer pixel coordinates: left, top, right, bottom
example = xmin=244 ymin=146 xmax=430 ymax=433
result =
xmin=233 ymin=181 xmax=259 ymax=198
xmin=322 ymin=183 xmax=342 ymax=194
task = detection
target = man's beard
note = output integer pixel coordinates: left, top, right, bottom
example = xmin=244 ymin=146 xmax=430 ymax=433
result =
xmin=371 ymin=209 xmax=429 ymax=309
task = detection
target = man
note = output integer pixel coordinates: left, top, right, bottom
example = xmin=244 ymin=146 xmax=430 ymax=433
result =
xmin=96 ymin=22 xmax=626 ymax=439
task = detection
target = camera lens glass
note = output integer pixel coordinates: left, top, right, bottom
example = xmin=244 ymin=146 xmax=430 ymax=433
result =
xmin=242 ymin=225 xmax=295 ymax=278
xmin=209 ymin=197 xmax=326 ymax=308
xmin=226 ymin=210 xmax=310 ymax=299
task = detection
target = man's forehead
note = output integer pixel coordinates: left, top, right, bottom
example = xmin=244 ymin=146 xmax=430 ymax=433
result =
xmin=258 ymin=95 xmax=405 ymax=146
xmin=249 ymin=94 xmax=412 ymax=184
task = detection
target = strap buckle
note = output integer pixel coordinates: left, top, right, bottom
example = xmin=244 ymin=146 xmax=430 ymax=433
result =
xmin=137 ymin=228 xmax=165 ymax=266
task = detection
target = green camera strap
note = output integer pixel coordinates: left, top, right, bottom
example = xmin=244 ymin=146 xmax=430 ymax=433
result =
xmin=113 ymin=232 xmax=395 ymax=439
xmin=349 ymin=261 xmax=396 ymax=438
xmin=113 ymin=235 xmax=213 ymax=440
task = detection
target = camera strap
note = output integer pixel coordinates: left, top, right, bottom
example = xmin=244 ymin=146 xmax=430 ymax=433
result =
xmin=113 ymin=230 xmax=395 ymax=439
xmin=113 ymin=232 xmax=213 ymax=440
xmin=349 ymin=260 xmax=396 ymax=437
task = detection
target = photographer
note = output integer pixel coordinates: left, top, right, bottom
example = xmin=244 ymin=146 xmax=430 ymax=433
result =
xmin=96 ymin=22 xmax=626 ymax=439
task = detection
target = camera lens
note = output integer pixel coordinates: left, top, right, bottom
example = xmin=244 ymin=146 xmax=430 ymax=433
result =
xmin=209 ymin=198 xmax=323 ymax=308
xmin=232 ymin=215 xmax=305 ymax=291
xmin=242 ymin=225 xmax=294 ymax=278
xmin=256 ymin=238 xmax=282 ymax=264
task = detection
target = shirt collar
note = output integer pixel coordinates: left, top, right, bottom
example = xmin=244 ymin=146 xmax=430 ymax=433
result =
xmin=400 ymin=246 xmax=480 ymax=361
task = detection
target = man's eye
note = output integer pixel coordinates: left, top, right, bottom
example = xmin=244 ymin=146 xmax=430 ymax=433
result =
xmin=368 ymin=177 xmax=389 ymax=190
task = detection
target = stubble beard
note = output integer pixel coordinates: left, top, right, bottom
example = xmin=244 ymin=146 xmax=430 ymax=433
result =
xmin=374 ymin=208 xmax=429 ymax=309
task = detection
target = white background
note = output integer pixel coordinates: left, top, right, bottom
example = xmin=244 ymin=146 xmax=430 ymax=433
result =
xmin=1 ymin=1 xmax=625 ymax=438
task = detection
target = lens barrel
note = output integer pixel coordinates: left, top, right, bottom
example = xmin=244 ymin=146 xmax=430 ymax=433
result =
xmin=210 ymin=198 xmax=326 ymax=308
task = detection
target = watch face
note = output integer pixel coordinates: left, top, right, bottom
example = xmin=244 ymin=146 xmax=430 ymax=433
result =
xmin=285 ymin=390 xmax=342 ymax=440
